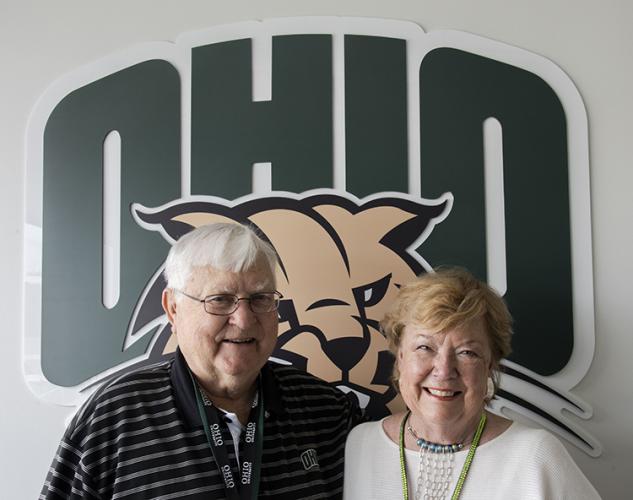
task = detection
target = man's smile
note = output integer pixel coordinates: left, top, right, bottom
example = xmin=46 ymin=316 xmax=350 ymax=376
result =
xmin=222 ymin=337 xmax=256 ymax=344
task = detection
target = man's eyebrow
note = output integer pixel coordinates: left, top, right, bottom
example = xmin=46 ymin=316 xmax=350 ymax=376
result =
xmin=205 ymin=287 xmax=235 ymax=295
xmin=204 ymin=279 xmax=274 ymax=295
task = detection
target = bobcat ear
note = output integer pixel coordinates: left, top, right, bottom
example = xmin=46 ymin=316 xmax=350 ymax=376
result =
xmin=313 ymin=203 xmax=416 ymax=242
xmin=373 ymin=194 xmax=452 ymax=251
xmin=132 ymin=201 xmax=239 ymax=243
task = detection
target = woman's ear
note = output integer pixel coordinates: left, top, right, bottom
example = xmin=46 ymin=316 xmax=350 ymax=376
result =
xmin=486 ymin=375 xmax=495 ymax=400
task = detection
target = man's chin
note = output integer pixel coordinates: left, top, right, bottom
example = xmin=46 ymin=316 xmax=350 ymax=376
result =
xmin=219 ymin=356 xmax=268 ymax=377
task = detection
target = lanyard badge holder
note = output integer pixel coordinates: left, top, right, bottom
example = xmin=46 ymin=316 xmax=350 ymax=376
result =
xmin=190 ymin=370 xmax=264 ymax=500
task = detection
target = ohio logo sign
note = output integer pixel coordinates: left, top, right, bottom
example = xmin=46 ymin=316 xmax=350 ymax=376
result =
xmin=24 ymin=17 xmax=600 ymax=456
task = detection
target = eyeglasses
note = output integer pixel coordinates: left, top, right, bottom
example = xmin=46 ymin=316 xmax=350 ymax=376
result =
xmin=175 ymin=289 xmax=283 ymax=316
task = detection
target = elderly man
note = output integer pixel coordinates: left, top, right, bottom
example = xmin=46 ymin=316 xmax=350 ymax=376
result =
xmin=42 ymin=223 xmax=362 ymax=499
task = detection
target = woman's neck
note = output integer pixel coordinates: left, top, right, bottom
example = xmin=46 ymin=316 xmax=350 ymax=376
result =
xmin=407 ymin=411 xmax=484 ymax=447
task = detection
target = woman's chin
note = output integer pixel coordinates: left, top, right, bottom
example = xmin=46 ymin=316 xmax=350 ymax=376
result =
xmin=410 ymin=401 xmax=467 ymax=427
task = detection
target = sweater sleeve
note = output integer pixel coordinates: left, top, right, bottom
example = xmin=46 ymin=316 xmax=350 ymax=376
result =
xmin=530 ymin=429 xmax=601 ymax=500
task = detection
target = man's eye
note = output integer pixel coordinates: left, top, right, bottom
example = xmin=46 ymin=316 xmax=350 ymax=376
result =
xmin=251 ymin=294 xmax=273 ymax=306
xmin=207 ymin=295 xmax=235 ymax=305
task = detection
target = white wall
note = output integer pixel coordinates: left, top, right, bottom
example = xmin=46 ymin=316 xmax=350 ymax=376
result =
xmin=1 ymin=1 xmax=631 ymax=497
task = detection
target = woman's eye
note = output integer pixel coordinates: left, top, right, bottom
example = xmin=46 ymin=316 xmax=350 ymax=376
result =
xmin=459 ymin=350 xmax=479 ymax=358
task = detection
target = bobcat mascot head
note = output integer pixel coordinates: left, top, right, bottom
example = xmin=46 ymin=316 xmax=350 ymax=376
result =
xmin=131 ymin=191 xmax=452 ymax=418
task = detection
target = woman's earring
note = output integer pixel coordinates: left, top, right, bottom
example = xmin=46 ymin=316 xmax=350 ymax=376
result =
xmin=486 ymin=377 xmax=495 ymax=400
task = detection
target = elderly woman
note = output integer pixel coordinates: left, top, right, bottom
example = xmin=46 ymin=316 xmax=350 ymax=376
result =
xmin=344 ymin=267 xmax=600 ymax=499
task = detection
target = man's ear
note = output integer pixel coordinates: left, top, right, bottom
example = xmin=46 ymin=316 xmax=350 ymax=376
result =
xmin=162 ymin=289 xmax=177 ymax=330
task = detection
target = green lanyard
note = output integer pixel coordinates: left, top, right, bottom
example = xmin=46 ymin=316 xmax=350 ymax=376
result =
xmin=190 ymin=371 xmax=264 ymax=500
xmin=399 ymin=411 xmax=487 ymax=500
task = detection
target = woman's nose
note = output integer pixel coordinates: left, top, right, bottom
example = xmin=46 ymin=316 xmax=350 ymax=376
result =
xmin=432 ymin=351 xmax=457 ymax=378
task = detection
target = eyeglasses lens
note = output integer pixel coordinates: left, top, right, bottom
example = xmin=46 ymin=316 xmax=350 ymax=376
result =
xmin=203 ymin=293 xmax=279 ymax=315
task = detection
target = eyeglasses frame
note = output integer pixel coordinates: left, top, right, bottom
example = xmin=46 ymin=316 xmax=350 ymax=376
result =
xmin=174 ymin=289 xmax=283 ymax=316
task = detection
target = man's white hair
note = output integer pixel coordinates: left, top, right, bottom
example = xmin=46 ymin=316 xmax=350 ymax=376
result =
xmin=164 ymin=222 xmax=278 ymax=290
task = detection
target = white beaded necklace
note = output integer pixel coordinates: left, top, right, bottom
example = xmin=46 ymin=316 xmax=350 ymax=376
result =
xmin=407 ymin=417 xmax=462 ymax=499
xmin=401 ymin=412 xmax=486 ymax=500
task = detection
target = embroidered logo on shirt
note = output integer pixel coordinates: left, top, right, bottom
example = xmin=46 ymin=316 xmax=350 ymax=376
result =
xmin=300 ymin=449 xmax=319 ymax=470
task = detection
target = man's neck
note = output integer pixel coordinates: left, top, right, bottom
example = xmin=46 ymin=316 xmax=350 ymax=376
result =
xmin=198 ymin=377 xmax=258 ymax=425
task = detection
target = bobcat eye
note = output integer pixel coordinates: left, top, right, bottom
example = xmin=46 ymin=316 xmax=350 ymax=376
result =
xmin=277 ymin=299 xmax=296 ymax=324
xmin=354 ymin=273 xmax=392 ymax=308
xmin=306 ymin=298 xmax=350 ymax=311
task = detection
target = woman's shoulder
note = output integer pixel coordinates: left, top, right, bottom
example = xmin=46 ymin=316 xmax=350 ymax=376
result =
xmin=347 ymin=413 xmax=406 ymax=456
xmin=506 ymin=422 xmax=576 ymax=460
xmin=348 ymin=418 xmax=384 ymax=440
xmin=347 ymin=417 xmax=394 ymax=453
xmin=485 ymin=418 xmax=580 ymax=465
xmin=484 ymin=418 xmax=554 ymax=448
xmin=495 ymin=419 xmax=561 ymax=446
xmin=483 ymin=421 xmax=602 ymax=498
xmin=480 ymin=410 xmax=513 ymax=445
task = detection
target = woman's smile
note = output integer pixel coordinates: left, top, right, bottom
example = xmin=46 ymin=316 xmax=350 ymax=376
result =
xmin=424 ymin=387 xmax=462 ymax=399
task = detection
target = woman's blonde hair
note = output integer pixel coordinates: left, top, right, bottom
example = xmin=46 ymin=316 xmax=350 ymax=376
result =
xmin=381 ymin=267 xmax=512 ymax=395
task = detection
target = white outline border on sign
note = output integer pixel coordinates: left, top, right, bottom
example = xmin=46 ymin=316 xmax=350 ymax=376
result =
xmin=23 ymin=17 xmax=593 ymax=408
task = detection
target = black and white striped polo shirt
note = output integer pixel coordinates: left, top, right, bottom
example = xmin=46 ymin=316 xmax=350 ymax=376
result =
xmin=41 ymin=349 xmax=362 ymax=499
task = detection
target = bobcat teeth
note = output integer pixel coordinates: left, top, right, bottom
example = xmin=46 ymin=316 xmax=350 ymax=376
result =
xmin=427 ymin=388 xmax=456 ymax=397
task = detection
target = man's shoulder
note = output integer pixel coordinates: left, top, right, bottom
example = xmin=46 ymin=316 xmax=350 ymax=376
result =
xmin=91 ymin=357 xmax=173 ymax=399
xmin=71 ymin=358 xmax=175 ymax=432
xmin=266 ymin=361 xmax=337 ymax=390
xmin=265 ymin=361 xmax=355 ymax=408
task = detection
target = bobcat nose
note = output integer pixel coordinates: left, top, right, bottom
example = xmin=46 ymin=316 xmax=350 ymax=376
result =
xmin=322 ymin=336 xmax=369 ymax=373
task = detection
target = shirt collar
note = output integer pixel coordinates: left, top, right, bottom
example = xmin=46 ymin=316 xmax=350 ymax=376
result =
xmin=170 ymin=348 xmax=284 ymax=428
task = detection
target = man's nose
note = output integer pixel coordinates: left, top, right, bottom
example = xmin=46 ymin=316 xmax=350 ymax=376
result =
xmin=228 ymin=299 xmax=257 ymax=328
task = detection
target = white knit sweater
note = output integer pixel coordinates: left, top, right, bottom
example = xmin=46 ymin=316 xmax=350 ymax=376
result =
xmin=344 ymin=419 xmax=601 ymax=499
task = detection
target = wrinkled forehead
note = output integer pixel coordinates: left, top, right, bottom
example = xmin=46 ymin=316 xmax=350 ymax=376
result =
xmin=402 ymin=316 xmax=491 ymax=347
xmin=186 ymin=263 xmax=276 ymax=294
